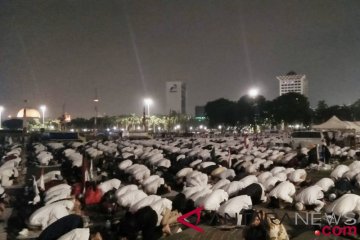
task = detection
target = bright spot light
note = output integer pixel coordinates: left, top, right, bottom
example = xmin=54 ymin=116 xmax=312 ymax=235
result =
xmin=144 ymin=98 xmax=153 ymax=105
xmin=248 ymin=88 xmax=259 ymax=98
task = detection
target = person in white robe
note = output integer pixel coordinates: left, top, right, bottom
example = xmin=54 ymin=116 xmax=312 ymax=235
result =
xmin=325 ymin=194 xmax=360 ymax=218
xmin=200 ymin=189 xmax=228 ymax=211
xmin=57 ymin=228 xmax=103 ymax=240
xmin=98 ymin=178 xmax=121 ymax=194
xmin=268 ymin=181 xmax=296 ymax=208
xmin=295 ymin=185 xmax=325 ymax=212
xmin=218 ymin=195 xmax=252 ymax=226
xmin=315 ymin=178 xmax=335 ymax=192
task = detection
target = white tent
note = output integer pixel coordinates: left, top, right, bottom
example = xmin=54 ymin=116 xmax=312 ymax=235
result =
xmin=312 ymin=116 xmax=360 ymax=132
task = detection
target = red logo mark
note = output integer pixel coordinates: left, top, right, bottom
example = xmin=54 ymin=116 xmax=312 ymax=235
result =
xmin=177 ymin=207 xmax=204 ymax=233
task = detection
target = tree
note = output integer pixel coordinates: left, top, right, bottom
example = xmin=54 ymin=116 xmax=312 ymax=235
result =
xmin=69 ymin=118 xmax=91 ymax=129
xmin=270 ymin=93 xmax=312 ymax=126
xmin=314 ymin=100 xmax=328 ymax=124
xmin=351 ymin=99 xmax=360 ymax=120
xmin=205 ymin=98 xmax=237 ymax=127
xmin=2 ymin=119 xmax=23 ymax=130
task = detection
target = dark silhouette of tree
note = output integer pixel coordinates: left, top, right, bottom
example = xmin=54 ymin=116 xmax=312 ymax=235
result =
xmin=351 ymin=99 xmax=360 ymax=121
xmin=2 ymin=119 xmax=23 ymax=130
xmin=314 ymin=100 xmax=329 ymax=124
xmin=69 ymin=118 xmax=92 ymax=129
xmin=270 ymin=92 xmax=312 ymax=126
xmin=205 ymin=98 xmax=237 ymax=127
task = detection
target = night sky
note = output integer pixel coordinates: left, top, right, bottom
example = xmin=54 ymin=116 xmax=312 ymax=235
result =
xmin=1 ymin=0 xmax=360 ymax=118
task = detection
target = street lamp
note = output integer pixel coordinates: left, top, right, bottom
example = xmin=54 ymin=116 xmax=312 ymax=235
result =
xmin=40 ymin=105 xmax=46 ymax=128
xmin=0 ymin=106 xmax=3 ymax=129
xmin=144 ymin=98 xmax=153 ymax=116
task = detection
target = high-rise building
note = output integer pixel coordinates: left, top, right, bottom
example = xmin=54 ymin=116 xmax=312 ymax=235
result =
xmin=277 ymin=71 xmax=308 ymax=97
xmin=166 ymin=81 xmax=186 ymax=114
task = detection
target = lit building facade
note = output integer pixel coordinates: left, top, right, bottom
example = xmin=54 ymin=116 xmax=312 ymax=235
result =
xmin=166 ymin=81 xmax=186 ymax=114
xmin=277 ymin=72 xmax=308 ymax=97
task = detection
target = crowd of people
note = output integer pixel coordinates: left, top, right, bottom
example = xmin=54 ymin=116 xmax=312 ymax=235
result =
xmin=1 ymin=132 xmax=360 ymax=239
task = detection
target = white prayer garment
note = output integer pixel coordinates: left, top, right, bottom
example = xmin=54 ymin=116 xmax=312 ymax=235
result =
xmin=182 ymin=186 xmax=208 ymax=199
xmin=270 ymin=167 xmax=286 ymax=175
xmin=29 ymin=200 xmax=74 ymax=229
xmin=143 ymin=177 xmax=165 ymax=195
xmin=325 ymin=194 xmax=360 ymax=217
xmin=257 ymin=172 xmax=273 ymax=184
xmin=57 ymin=228 xmax=90 ymax=240
xmin=186 ymin=171 xmax=208 ymax=187
xmin=45 ymin=184 xmax=72 ymax=197
xmin=218 ymin=195 xmax=252 ymax=226
xmin=115 ymin=184 xmax=139 ymax=198
xmin=273 ymin=172 xmax=287 ymax=182
xmin=315 ymin=178 xmax=335 ymax=192
xmin=268 ymin=181 xmax=296 ymax=203
xmin=222 ymin=181 xmax=243 ymax=196
xmin=129 ymin=195 xmax=162 ymax=213
xmin=288 ymin=169 xmax=307 ymax=183
xmin=219 ymin=169 xmax=236 ymax=180
xmin=330 ymin=165 xmax=350 ymax=180
xmin=189 ymin=159 xmax=202 ymax=168
xmin=295 ymin=185 xmax=324 ymax=211
xmin=0 ymin=168 xmax=17 ymax=187
xmin=198 ymin=161 xmax=216 ymax=170
xmin=343 ymin=169 xmax=360 ymax=181
xmin=238 ymin=175 xmax=258 ymax=189
xmin=212 ymin=179 xmax=230 ymax=190
xmin=150 ymin=198 xmax=172 ymax=226
xmin=98 ymin=179 xmax=121 ymax=194
xmin=201 ymin=189 xmax=229 ymax=211
xmin=117 ymin=190 xmax=147 ymax=208
xmin=118 ymin=160 xmax=133 ymax=170
xmin=176 ymin=168 xmax=193 ymax=179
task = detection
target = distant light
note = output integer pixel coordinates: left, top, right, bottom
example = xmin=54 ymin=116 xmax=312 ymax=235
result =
xmin=189 ymin=126 xmax=193 ymax=130
xmin=121 ymin=128 xmax=125 ymax=131
xmin=49 ymin=125 xmax=55 ymax=130
xmin=144 ymin=98 xmax=153 ymax=105
xmin=199 ymin=125 xmax=203 ymax=129
xmin=83 ymin=128 xmax=87 ymax=132
xmin=106 ymin=128 xmax=110 ymax=131
xmin=158 ymin=126 xmax=161 ymax=131
xmin=94 ymin=99 xmax=99 ymax=102
xmin=113 ymin=126 xmax=117 ymax=130
xmin=40 ymin=105 xmax=46 ymax=112
xmin=218 ymin=125 xmax=222 ymax=130
xmin=204 ymin=126 xmax=207 ymax=130
xmin=8 ymin=115 xmax=11 ymax=119
xmin=295 ymin=124 xmax=300 ymax=129
xmin=248 ymin=88 xmax=259 ymax=98
xmin=70 ymin=128 xmax=74 ymax=132
xmin=137 ymin=126 xmax=141 ymax=130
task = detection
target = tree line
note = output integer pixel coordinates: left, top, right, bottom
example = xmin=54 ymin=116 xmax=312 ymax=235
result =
xmin=204 ymin=92 xmax=360 ymax=128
